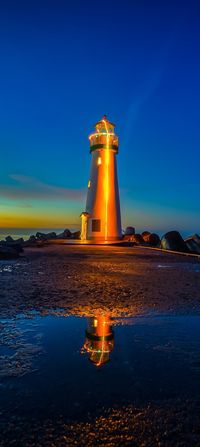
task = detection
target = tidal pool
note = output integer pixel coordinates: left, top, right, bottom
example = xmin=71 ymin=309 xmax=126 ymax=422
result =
xmin=1 ymin=313 xmax=200 ymax=446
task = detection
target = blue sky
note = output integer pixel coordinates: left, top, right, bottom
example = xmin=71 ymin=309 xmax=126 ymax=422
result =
xmin=0 ymin=0 xmax=200 ymax=234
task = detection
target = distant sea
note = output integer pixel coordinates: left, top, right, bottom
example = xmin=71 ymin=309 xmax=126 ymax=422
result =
xmin=0 ymin=227 xmax=80 ymax=241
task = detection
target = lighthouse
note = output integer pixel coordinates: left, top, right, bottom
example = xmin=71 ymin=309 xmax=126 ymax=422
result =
xmin=81 ymin=116 xmax=122 ymax=242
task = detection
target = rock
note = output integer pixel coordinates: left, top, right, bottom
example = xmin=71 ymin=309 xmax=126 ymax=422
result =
xmin=36 ymin=232 xmax=47 ymax=241
xmin=10 ymin=243 xmax=24 ymax=253
xmin=63 ymin=229 xmax=72 ymax=238
xmin=123 ymin=234 xmax=133 ymax=241
xmin=142 ymin=231 xmax=151 ymax=238
xmin=131 ymin=234 xmax=144 ymax=244
xmin=36 ymin=232 xmax=56 ymax=240
xmin=0 ymin=245 xmax=19 ymax=259
xmin=46 ymin=232 xmax=57 ymax=239
xmin=29 ymin=235 xmax=37 ymax=242
xmin=143 ymin=232 xmax=160 ymax=247
xmin=71 ymin=231 xmax=81 ymax=239
xmin=56 ymin=232 xmax=63 ymax=239
xmin=0 ymin=240 xmax=24 ymax=253
xmin=23 ymin=235 xmax=37 ymax=247
xmin=56 ymin=229 xmax=72 ymax=239
xmin=13 ymin=237 xmax=24 ymax=245
xmin=186 ymin=233 xmax=200 ymax=245
xmin=5 ymin=236 xmax=14 ymax=242
xmin=161 ymin=231 xmax=189 ymax=253
xmin=185 ymin=234 xmax=200 ymax=254
xmin=125 ymin=226 xmax=135 ymax=236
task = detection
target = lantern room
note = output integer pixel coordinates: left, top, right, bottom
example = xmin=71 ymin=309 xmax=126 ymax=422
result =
xmin=89 ymin=115 xmax=119 ymax=153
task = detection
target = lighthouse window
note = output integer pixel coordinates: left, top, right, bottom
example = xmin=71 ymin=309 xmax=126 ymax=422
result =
xmin=97 ymin=157 xmax=102 ymax=166
xmin=88 ymin=180 xmax=91 ymax=188
xmin=92 ymin=219 xmax=101 ymax=232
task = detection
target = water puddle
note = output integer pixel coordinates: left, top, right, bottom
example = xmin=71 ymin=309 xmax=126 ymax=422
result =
xmin=157 ymin=262 xmax=200 ymax=272
xmin=1 ymin=313 xmax=200 ymax=445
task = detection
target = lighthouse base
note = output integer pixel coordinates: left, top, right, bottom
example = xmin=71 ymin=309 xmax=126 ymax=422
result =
xmin=87 ymin=236 xmax=122 ymax=242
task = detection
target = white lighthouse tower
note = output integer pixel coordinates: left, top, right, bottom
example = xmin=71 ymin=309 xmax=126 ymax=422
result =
xmin=81 ymin=116 xmax=122 ymax=242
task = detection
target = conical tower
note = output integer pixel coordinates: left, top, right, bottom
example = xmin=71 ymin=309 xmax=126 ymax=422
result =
xmin=81 ymin=116 xmax=122 ymax=242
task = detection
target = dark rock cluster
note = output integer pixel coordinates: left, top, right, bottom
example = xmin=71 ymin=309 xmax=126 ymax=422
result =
xmin=160 ymin=231 xmax=200 ymax=254
xmin=1 ymin=227 xmax=200 ymax=259
xmin=0 ymin=229 xmax=81 ymax=259
xmin=161 ymin=231 xmax=188 ymax=252
xmin=123 ymin=228 xmax=200 ymax=255
xmin=0 ymin=237 xmax=24 ymax=260
xmin=123 ymin=230 xmax=160 ymax=247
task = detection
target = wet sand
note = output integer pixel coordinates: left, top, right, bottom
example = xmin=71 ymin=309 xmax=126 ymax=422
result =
xmin=0 ymin=244 xmax=200 ymax=318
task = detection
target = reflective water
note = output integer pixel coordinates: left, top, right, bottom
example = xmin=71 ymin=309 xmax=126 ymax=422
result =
xmin=1 ymin=313 xmax=200 ymax=445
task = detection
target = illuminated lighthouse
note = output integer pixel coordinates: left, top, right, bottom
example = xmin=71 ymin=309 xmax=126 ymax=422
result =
xmin=81 ymin=116 xmax=122 ymax=242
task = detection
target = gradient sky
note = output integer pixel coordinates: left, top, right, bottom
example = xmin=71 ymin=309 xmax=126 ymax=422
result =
xmin=0 ymin=0 xmax=200 ymax=235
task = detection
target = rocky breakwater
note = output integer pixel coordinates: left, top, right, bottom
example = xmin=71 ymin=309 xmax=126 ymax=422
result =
xmin=161 ymin=231 xmax=189 ymax=252
xmin=123 ymin=228 xmax=160 ymax=247
xmin=161 ymin=231 xmax=200 ymax=255
xmin=0 ymin=236 xmax=24 ymax=260
xmin=0 ymin=229 xmax=81 ymax=258
xmin=34 ymin=229 xmax=81 ymax=241
xmin=123 ymin=227 xmax=200 ymax=255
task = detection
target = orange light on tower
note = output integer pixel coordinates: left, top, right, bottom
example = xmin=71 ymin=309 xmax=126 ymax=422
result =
xmin=80 ymin=115 xmax=122 ymax=242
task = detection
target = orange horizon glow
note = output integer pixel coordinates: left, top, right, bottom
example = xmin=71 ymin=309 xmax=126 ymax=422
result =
xmin=0 ymin=212 xmax=80 ymax=229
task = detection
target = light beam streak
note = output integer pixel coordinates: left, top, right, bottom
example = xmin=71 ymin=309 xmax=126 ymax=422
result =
xmin=102 ymin=119 xmax=110 ymax=241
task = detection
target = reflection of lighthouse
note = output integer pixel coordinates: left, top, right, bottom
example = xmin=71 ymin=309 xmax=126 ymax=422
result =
xmin=83 ymin=315 xmax=114 ymax=367
xmin=80 ymin=116 xmax=122 ymax=242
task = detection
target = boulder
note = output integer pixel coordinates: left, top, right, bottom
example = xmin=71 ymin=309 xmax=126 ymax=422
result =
xmin=0 ymin=245 xmax=19 ymax=259
xmin=46 ymin=232 xmax=56 ymax=239
xmin=185 ymin=234 xmax=200 ymax=254
xmin=10 ymin=243 xmax=24 ymax=253
xmin=142 ymin=231 xmax=151 ymax=239
xmin=22 ymin=235 xmax=37 ymax=247
xmin=0 ymin=240 xmax=24 ymax=253
xmin=36 ymin=232 xmax=48 ymax=240
xmin=125 ymin=226 xmax=135 ymax=236
xmin=187 ymin=233 xmax=200 ymax=245
xmin=161 ymin=231 xmax=188 ymax=252
xmin=56 ymin=229 xmax=72 ymax=239
xmin=143 ymin=232 xmax=160 ymax=247
xmin=5 ymin=236 xmax=14 ymax=242
xmin=71 ymin=230 xmax=81 ymax=239
xmin=36 ymin=232 xmax=56 ymax=240
xmin=123 ymin=234 xmax=133 ymax=241
xmin=15 ymin=237 xmax=24 ymax=244
xmin=29 ymin=235 xmax=37 ymax=242
xmin=131 ymin=234 xmax=144 ymax=244
xmin=63 ymin=229 xmax=72 ymax=238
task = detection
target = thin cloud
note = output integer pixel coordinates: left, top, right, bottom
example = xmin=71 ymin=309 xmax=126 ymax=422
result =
xmin=18 ymin=203 xmax=33 ymax=208
xmin=0 ymin=175 xmax=85 ymax=201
